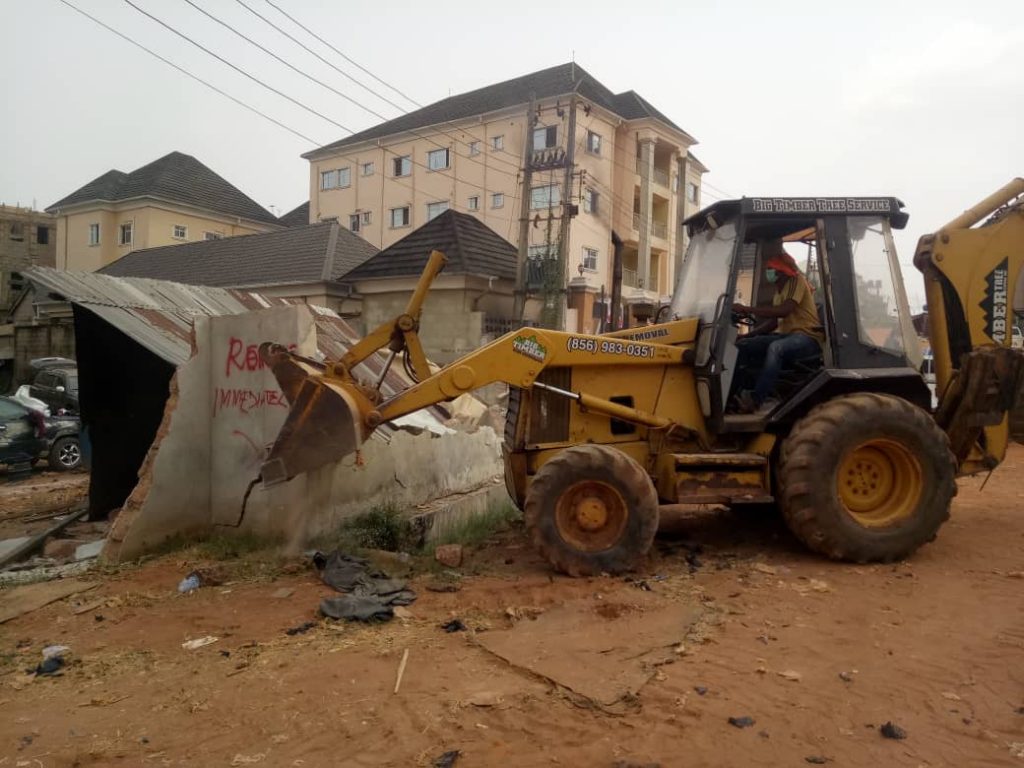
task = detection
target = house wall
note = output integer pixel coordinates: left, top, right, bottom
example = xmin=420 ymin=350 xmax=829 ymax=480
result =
xmin=55 ymin=202 xmax=276 ymax=272
xmin=0 ymin=206 xmax=56 ymax=314
xmin=308 ymin=98 xmax=703 ymax=331
xmin=104 ymin=304 xmax=504 ymax=562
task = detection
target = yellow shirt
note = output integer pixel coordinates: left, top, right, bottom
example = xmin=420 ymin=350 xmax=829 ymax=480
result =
xmin=772 ymin=274 xmax=824 ymax=343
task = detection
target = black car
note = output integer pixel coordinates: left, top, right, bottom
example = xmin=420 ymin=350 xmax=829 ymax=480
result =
xmin=0 ymin=396 xmax=81 ymax=471
xmin=29 ymin=363 xmax=79 ymax=414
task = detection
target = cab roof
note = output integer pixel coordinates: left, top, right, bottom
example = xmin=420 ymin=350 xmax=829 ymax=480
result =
xmin=684 ymin=196 xmax=908 ymax=234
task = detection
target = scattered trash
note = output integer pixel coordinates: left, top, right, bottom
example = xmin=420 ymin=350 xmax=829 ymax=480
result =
xmin=393 ymin=648 xmax=409 ymax=694
xmin=880 ymin=721 xmax=907 ymax=740
xmin=434 ymin=544 xmax=464 ymax=568
xmin=178 ymin=568 xmax=225 ymax=594
xmin=32 ymin=655 xmax=65 ymax=676
xmin=941 ymin=691 xmax=962 ymax=701
xmin=728 ymin=716 xmax=756 ymax=728
xmin=313 ymin=550 xmax=417 ymax=622
xmin=72 ymin=598 xmax=106 ymax=616
xmin=685 ymin=551 xmax=702 ymax=572
xmin=74 ymin=539 xmax=105 ymax=561
xmin=285 ymin=621 xmax=317 ymax=636
xmin=751 ymin=563 xmax=777 ymax=575
xmin=270 ymin=587 xmax=294 ymax=599
xmin=425 ymin=582 xmax=461 ymax=593
xmin=442 ymin=619 xmax=467 ymax=633
xmin=758 ymin=730 xmax=770 ymax=739
xmin=393 ymin=606 xmax=413 ymax=619
xmin=321 ymin=595 xmax=395 ymax=622
xmin=178 ymin=574 xmax=202 ymax=594
xmin=219 ymin=650 xmax=231 ymax=658
xmin=42 ymin=644 xmax=71 ymax=660
xmin=182 ymin=636 xmax=219 ymax=650
xmin=231 ymin=754 xmax=266 ymax=765
xmin=805 ymin=756 xmax=828 ymax=765
xmin=778 ymin=669 xmax=802 ymax=682
xmin=694 ymin=685 xmax=708 ymax=696
xmin=432 ymin=750 xmax=460 ymax=768
xmin=1009 ymin=742 xmax=1024 ymax=759
xmin=839 ymin=671 xmax=853 ymax=683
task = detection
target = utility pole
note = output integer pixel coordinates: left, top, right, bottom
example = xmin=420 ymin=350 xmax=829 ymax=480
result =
xmin=512 ymin=93 xmax=538 ymax=324
xmin=555 ymin=93 xmax=578 ymax=331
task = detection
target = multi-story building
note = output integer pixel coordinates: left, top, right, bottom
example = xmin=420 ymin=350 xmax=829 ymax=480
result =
xmin=0 ymin=205 xmax=56 ymax=314
xmin=302 ymin=63 xmax=706 ymax=331
xmin=46 ymin=151 xmax=282 ymax=272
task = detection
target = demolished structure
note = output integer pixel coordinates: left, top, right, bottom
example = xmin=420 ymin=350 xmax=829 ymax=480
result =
xmin=24 ymin=267 xmax=506 ymax=562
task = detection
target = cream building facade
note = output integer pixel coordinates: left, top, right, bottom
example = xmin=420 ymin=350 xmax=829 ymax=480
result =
xmin=47 ymin=152 xmax=281 ymax=273
xmin=302 ymin=63 xmax=706 ymax=331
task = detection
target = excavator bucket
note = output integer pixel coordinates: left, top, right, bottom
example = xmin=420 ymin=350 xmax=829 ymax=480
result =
xmin=259 ymin=345 xmax=365 ymax=487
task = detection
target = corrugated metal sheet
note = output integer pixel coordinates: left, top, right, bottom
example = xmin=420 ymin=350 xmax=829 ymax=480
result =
xmin=24 ymin=267 xmax=451 ymax=429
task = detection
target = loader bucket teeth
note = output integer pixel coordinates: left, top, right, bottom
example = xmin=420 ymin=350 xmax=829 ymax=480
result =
xmin=260 ymin=376 xmax=363 ymax=488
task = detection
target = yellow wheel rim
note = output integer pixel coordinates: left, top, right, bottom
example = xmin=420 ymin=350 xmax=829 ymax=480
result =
xmin=555 ymin=480 xmax=628 ymax=552
xmin=837 ymin=439 xmax=922 ymax=528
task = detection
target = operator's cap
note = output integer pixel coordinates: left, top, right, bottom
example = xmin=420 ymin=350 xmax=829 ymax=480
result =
xmin=765 ymin=244 xmax=799 ymax=277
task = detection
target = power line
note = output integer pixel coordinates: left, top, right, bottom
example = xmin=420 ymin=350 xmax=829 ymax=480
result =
xmin=232 ymin=0 xmax=408 ymax=115
xmin=124 ymin=0 xmax=356 ymax=133
xmin=54 ymin=0 xmax=322 ymax=146
xmin=260 ymin=0 xmax=423 ymax=110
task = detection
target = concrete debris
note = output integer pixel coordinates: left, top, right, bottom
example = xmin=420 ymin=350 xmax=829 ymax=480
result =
xmin=466 ymin=691 xmax=503 ymax=707
xmin=778 ymin=670 xmax=803 ymax=682
xmin=74 ymin=540 xmax=105 ymax=561
xmin=435 ymin=543 xmax=464 ymax=568
xmin=43 ymin=539 xmax=78 ymax=560
xmin=751 ymin=563 xmax=777 ymax=575
xmin=728 ymin=716 xmax=756 ymax=728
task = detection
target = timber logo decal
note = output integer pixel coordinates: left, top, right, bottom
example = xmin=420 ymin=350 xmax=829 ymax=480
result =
xmin=512 ymin=334 xmax=547 ymax=362
xmin=979 ymin=257 xmax=1009 ymax=344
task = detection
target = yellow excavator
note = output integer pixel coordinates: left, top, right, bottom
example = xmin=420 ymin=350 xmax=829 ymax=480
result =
xmin=258 ymin=180 xmax=1024 ymax=575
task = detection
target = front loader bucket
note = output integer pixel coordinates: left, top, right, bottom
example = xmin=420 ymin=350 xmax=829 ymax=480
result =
xmin=259 ymin=345 xmax=364 ymax=487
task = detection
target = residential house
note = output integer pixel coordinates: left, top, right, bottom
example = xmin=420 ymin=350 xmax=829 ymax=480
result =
xmin=345 ymin=209 xmax=517 ymax=364
xmin=46 ymin=151 xmax=282 ymax=272
xmin=1 ymin=205 xmax=56 ymax=314
xmin=303 ymin=62 xmax=706 ymax=329
xmin=98 ymin=221 xmax=378 ymax=316
xmin=278 ymin=200 xmax=310 ymax=227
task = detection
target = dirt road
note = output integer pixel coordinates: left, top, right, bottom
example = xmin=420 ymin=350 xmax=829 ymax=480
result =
xmin=2 ymin=448 xmax=1024 ymax=767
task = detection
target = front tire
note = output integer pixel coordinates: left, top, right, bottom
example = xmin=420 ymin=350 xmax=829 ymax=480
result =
xmin=524 ymin=445 xmax=659 ymax=576
xmin=49 ymin=436 xmax=82 ymax=472
xmin=777 ymin=393 xmax=956 ymax=562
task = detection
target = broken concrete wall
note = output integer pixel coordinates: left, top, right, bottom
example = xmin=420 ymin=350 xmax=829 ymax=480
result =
xmin=106 ymin=304 xmax=505 ymax=561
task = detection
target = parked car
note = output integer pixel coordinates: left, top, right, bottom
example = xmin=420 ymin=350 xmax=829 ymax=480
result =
xmin=0 ymin=395 xmax=81 ymax=471
xmin=29 ymin=362 xmax=79 ymax=414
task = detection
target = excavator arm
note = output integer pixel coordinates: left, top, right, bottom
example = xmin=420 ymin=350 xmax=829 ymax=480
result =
xmin=257 ymin=257 xmax=693 ymax=487
xmin=914 ymin=178 xmax=1024 ymax=472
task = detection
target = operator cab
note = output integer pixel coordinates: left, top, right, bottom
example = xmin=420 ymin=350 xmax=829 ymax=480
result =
xmin=673 ymin=196 xmax=927 ymax=434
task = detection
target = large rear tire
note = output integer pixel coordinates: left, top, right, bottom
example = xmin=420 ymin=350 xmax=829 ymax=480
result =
xmin=777 ymin=393 xmax=956 ymax=562
xmin=524 ymin=444 xmax=659 ymax=576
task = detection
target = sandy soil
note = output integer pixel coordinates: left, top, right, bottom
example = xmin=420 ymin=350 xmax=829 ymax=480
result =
xmin=0 ymin=471 xmax=90 ymax=540
xmin=2 ymin=448 xmax=1024 ymax=767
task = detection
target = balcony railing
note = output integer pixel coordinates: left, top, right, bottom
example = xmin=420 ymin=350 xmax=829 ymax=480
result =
xmin=653 ymin=167 xmax=670 ymax=188
xmin=622 ymin=267 xmax=638 ymax=287
xmin=652 ymin=221 xmax=668 ymax=239
xmin=632 ymin=213 xmax=640 ymax=230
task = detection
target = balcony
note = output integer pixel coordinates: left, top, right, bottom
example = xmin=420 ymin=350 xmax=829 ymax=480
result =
xmin=652 ymin=221 xmax=668 ymax=240
xmin=633 ymin=158 xmax=671 ymax=189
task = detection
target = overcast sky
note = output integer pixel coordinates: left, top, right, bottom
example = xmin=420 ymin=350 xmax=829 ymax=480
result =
xmin=3 ymin=0 xmax=1022 ymax=308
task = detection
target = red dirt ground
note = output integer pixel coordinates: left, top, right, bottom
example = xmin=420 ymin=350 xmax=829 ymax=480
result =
xmin=2 ymin=448 xmax=1024 ymax=767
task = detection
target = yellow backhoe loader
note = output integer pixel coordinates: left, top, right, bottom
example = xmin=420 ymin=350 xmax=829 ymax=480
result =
xmin=257 ymin=180 xmax=1024 ymax=575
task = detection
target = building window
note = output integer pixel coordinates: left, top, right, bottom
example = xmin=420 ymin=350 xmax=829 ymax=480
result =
xmin=88 ymin=223 xmax=100 ymax=245
xmin=393 ymin=156 xmax=412 ymax=177
xmin=119 ymin=222 xmax=133 ymax=246
xmin=349 ymin=214 xmax=360 ymax=232
xmin=582 ymin=246 xmax=598 ymax=271
xmin=9 ymin=223 xmax=24 ymax=241
xmin=172 ymin=224 xmax=187 ymax=239
xmin=468 ymin=141 xmax=481 ymax=156
xmin=686 ymin=181 xmax=698 ymax=203
xmin=530 ymin=184 xmax=561 ymax=210
xmin=586 ymin=131 xmax=602 ymax=155
xmin=204 ymin=231 xmax=223 ymax=240
xmin=36 ymin=226 xmax=49 ymax=245
xmin=533 ymin=125 xmax=557 ymax=149
xmin=427 ymin=148 xmax=450 ymax=171
xmin=490 ymin=135 xmax=504 ymax=151
xmin=361 ymin=211 xmax=371 ymax=225
xmin=361 ymin=162 xmax=374 ymax=176
xmin=467 ymin=195 xmax=479 ymax=211
xmin=491 ymin=192 xmax=504 ymax=209
xmin=390 ymin=206 xmax=411 ymax=228
xmin=321 ymin=169 xmax=338 ymax=190
xmin=426 ymin=201 xmax=449 ymax=221
xmin=337 ymin=167 xmax=351 ymax=188
xmin=583 ymin=188 xmax=599 ymax=215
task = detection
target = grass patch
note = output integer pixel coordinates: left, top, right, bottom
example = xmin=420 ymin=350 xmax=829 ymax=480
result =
xmin=314 ymin=501 xmax=418 ymax=553
xmin=193 ymin=532 xmax=281 ymax=560
xmin=427 ymin=500 xmax=522 ymax=551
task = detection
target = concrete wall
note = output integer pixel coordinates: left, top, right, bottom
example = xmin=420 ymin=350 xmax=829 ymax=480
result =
xmin=0 ymin=206 xmax=56 ymax=314
xmin=105 ymin=303 xmax=504 ymax=561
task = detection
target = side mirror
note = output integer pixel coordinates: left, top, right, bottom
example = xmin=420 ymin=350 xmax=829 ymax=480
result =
xmin=55 ymin=385 xmax=65 ymax=393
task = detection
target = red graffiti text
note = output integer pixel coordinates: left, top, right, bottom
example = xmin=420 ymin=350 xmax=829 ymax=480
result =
xmin=213 ymin=387 xmax=288 ymax=416
xmin=225 ymin=337 xmax=296 ymax=378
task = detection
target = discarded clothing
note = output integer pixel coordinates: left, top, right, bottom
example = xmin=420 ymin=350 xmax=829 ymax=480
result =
xmin=32 ymin=656 xmax=65 ymax=676
xmin=313 ymin=550 xmax=417 ymax=623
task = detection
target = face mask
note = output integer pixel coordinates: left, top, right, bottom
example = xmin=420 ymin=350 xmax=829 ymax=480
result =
xmin=765 ymin=268 xmax=779 ymax=284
